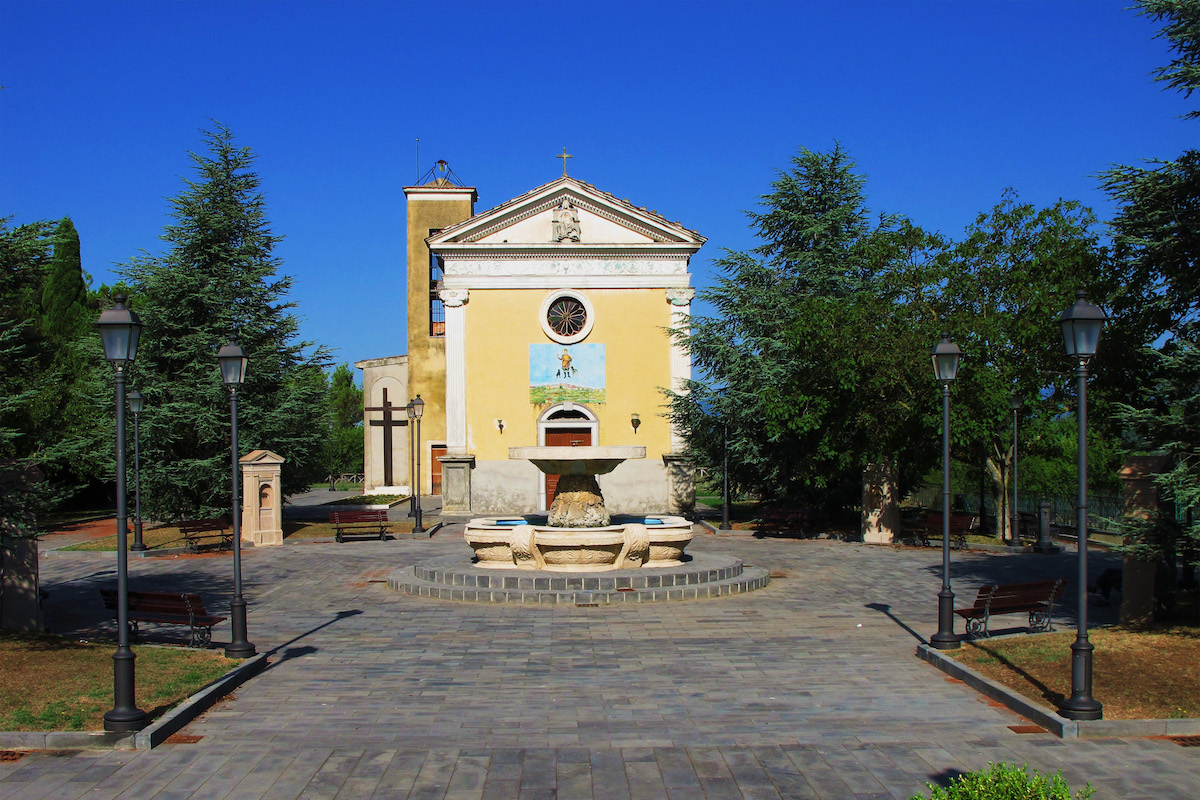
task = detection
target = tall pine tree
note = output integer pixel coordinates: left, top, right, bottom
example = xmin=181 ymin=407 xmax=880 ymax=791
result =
xmin=124 ymin=123 xmax=329 ymax=520
xmin=1106 ymin=0 xmax=1200 ymax=576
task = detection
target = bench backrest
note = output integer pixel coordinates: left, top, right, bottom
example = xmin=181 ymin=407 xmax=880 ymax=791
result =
xmin=968 ymin=579 xmax=1065 ymax=610
xmin=329 ymin=510 xmax=389 ymax=524
xmin=100 ymin=589 xmax=208 ymax=617
xmin=178 ymin=518 xmax=229 ymax=534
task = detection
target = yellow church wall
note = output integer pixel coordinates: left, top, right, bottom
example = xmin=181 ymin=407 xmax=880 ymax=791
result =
xmin=463 ymin=288 xmax=675 ymax=460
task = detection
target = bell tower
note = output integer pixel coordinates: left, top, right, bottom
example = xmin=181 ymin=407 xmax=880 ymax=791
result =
xmin=403 ymin=161 xmax=476 ymax=493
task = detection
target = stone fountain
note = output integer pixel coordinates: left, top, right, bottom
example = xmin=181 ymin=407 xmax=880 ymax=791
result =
xmin=462 ymin=446 xmax=694 ymax=571
xmin=389 ymin=445 xmax=769 ymax=604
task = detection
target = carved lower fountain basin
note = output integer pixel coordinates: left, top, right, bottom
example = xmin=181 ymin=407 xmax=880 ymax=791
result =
xmin=463 ymin=445 xmax=693 ymax=571
xmin=465 ymin=515 xmax=693 ymax=571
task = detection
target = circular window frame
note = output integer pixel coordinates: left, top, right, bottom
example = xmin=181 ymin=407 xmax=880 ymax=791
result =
xmin=539 ymin=290 xmax=595 ymax=344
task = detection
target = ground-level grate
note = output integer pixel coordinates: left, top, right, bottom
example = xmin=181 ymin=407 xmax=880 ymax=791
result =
xmin=1169 ymin=735 xmax=1200 ymax=747
xmin=0 ymin=751 xmax=27 ymax=762
xmin=1008 ymin=725 xmax=1047 ymax=734
xmin=165 ymin=734 xmax=204 ymax=744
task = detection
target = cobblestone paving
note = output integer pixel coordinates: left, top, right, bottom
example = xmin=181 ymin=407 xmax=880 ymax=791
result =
xmin=3 ymin=531 xmax=1196 ymax=799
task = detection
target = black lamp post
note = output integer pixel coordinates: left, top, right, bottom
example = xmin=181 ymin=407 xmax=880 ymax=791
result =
xmin=407 ymin=400 xmax=417 ymax=519
xmin=128 ymin=389 xmax=146 ymax=553
xmin=1010 ymin=394 xmax=1022 ymax=547
xmin=218 ymin=342 xmax=256 ymax=659
xmin=719 ymin=423 xmax=732 ymax=531
xmin=929 ymin=333 xmax=962 ymax=651
xmin=97 ymin=294 xmax=148 ymax=732
xmin=410 ymin=395 xmax=425 ymax=534
xmin=1057 ymin=290 xmax=1106 ymax=721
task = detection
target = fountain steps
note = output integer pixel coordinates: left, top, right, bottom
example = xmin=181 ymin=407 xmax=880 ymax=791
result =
xmin=389 ymin=553 xmax=770 ymax=605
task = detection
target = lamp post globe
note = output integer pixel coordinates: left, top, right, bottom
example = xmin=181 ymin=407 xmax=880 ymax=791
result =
xmin=218 ymin=342 xmax=256 ymax=660
xmin=929 ymin=333 xmax=962 ymax=651
xmin=127 ymin=389 xmax=146 ymax=552
xmin=1057 ymin=292 xmax=1105 ymax=721
xmin=96 ymin=294 xmax=148 ymax=732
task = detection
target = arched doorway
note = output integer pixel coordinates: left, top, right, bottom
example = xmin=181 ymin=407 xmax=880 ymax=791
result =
xmin=537 ymin=403 xmax=598 ymax=509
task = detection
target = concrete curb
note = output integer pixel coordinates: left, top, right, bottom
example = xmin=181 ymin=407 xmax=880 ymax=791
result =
xmin=0 ymin=653 xmax=267 ymax=752
xmin=917 ymin=643 xmax=1200 ymax=739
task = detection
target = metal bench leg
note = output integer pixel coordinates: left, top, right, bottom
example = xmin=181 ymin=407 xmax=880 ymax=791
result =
xmin=1028 ymin=609 xmax=1052 ymax=633
xmin=964 ymin=617 xmax=987 ymax=639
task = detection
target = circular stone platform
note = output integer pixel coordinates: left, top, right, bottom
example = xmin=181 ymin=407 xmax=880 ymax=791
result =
xmin=389 ymin=552 xmax=770 ymax=605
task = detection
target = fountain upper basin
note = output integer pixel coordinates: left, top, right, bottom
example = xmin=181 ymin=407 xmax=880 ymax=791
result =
xmin=508 ymin=445 xmax=645 ymax=476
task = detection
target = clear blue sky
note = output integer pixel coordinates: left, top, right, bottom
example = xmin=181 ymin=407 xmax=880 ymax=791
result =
xmin=2 ymin=1 xmax=1194 ymax=372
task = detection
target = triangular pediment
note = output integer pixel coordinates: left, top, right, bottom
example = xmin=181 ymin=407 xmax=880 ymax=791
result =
xmin=428 ymin=177 xmax=705 ymax=250
xmin=239 ymin=449 xmax=286 ymax=465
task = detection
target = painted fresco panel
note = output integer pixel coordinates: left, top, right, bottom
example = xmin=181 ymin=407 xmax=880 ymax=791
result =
xmin=530 ymin=343 xmax=605 ymax=404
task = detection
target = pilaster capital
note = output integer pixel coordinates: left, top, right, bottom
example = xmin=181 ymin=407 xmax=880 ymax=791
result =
xmin=666 ymin=288 xmax=695 ymax=307
xmin=439 ymin=288 xmax=469 ymax=308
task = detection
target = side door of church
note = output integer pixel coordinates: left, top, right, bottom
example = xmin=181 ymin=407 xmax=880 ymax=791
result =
xmin=543 ymin=428 xmax=592 ymax=506
xmin=430 ymin=445 xmax=447 ymax=496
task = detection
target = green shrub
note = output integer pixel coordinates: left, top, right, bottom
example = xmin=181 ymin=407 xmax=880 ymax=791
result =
xmin=910 ymin=762 xmax=1093 ymax=800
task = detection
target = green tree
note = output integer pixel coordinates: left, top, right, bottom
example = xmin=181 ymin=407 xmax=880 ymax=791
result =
xmin=0 ymin=218 xmax=54 ymax=538
xmin=669 ymin=145 xmax=945 ymax=515
xmin=938 ymin=192 xmax=1116 ymax=540
xmin=1105 ymin=0 xmax=1200 ymax=572
xmin=321 ymin=363 xmax=364 ymax=479
xmin=41 ymin=218 xmax=90 ymax=344
xmin=124 ymin=123 xmax=329 ymax=520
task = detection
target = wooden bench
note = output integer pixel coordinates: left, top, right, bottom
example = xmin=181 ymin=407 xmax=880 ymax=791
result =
xmin=177 ymin=517 xmax=232 ymax=553
xmin=100 ymin=589 xmax=227 ymax=647
xmin=905 ymin=512 xmax=975 ymax=550
xmin=329 ymin=510 xmax=392 ymax=543
xmin=955 ymin=579 xmax=1066 ymax=639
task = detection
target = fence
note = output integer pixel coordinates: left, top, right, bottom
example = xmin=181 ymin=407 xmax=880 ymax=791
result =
xmin=951 ymin=493 xmax=1122 ymax=534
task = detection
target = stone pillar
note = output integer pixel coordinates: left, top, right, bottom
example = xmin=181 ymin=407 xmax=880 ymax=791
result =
xmin=662 ymin=454 xmax=695 ymax=515
xmin=239 ymin=450 xmax=286 ymax=546
xmin=861 ymin=461 xmax=899 ymax=544
xmin=1117 ymin=455 xmax=1171 ymax=625
xmin=439 ymin=454 xmax=475 ymax=516
xmin=665 ymin=288 xmax=695 ymax=454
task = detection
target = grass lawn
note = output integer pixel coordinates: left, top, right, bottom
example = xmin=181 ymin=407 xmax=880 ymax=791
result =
xmin=0 ymin=631 xmax=238 ymax=731
xmin=949 ymin=625 xmax=1200 ymax=719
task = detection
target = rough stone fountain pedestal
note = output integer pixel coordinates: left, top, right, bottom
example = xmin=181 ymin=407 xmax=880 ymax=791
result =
xmin=510 ymin=445 xmax=643 ymax=528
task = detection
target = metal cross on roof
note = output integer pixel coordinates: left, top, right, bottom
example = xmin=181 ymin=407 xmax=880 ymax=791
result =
xmin=557 ymin=147 xmax=572 ymax=177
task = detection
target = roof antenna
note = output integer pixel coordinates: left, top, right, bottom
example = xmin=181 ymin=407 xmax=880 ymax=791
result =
xmin=415 ymin=137 xmax=420 ymax=183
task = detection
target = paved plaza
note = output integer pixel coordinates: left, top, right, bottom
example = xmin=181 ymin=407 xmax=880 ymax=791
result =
xmin=3 ymin=523 xmax=1197 ymax=799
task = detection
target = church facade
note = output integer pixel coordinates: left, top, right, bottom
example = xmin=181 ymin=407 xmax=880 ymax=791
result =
xmin=359 ymin=167 xmax=704 ymax=517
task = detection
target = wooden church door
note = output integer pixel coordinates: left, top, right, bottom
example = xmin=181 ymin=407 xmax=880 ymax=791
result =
xmin=543 ymin=427 xmax=591 ymax=506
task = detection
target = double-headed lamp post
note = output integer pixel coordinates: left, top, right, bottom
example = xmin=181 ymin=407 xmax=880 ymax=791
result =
xmin=128 ymin=389 xmax=146 ymax=552
xmin=409 ymin=395 xmax=425 ymax=534
xmin=1057 ymin=290 xmax=1106 ymax=721
xmin=96 ymin=294 xmax=148 ymax=732
xmin=1010 ymin=394 xmax=1022 ymax=546
xmin=218 ymin=342 xmax=256 ymax=659
xmin=929 ymin=333 xmax=962 ymax=651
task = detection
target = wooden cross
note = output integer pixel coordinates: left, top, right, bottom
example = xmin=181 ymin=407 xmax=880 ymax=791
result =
xmin=365 ymin=388 xmax=407 ymax=486
xmin=557 ymin=147 xmax=572 ymax=177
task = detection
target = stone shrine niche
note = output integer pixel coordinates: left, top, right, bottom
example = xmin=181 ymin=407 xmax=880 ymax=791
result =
xmin=240 ymin=449 xmax=286 ymax=546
